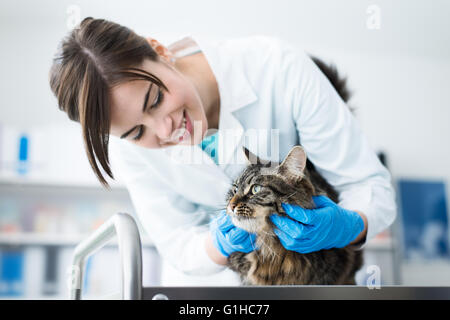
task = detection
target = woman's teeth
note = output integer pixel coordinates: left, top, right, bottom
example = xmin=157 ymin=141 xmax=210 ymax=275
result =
xmin=182 ymin=113 xmax=187 ymax=129
xmin=172 ymin=112 xmax=187 ymax=142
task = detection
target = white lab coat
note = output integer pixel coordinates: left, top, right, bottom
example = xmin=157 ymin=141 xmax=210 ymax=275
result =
xmin=109 ymin=35 xmax=397 ymax=286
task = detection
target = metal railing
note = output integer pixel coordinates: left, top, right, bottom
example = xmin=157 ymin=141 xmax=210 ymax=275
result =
xmin=69 ymin=213 xmax=142 ymax=300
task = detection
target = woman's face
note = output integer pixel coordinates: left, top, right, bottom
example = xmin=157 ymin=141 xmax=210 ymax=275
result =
xmin=108 ymin=58 xmax=208 ymax=148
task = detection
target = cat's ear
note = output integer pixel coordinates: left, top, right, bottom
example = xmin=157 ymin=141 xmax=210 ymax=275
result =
xmin=242 ymin=146 xmax=271 ymax=166
xmin=277 ymin=146 xmax=307 ymax=182
xmin=243 ymin=146 xmax=257 ymax=165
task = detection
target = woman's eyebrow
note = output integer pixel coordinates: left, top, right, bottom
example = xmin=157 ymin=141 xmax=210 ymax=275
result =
xmin=120 ymin=83 xmax=153 ymax=139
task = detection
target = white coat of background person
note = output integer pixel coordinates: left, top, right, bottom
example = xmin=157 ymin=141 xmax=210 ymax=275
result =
xmin=107 ymin=34 xmax=397 ymax=286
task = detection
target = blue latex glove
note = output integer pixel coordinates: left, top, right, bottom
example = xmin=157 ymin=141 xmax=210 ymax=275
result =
xmin=270 ymin=195 xmax=365 ymax=253
xmin=210 ymin=210 xmax=257 ymax=257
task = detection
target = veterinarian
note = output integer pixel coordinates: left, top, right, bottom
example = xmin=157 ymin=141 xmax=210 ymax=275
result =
xmin=49 ymin=18 xmax=397 ymax=285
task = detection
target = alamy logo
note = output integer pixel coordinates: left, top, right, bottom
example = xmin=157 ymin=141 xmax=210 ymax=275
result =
xmin=66 ymin=4 xmax=81 ymax=30
xmin=366 ymin=265 xmax=381 ymax=289
xmin=366 ymin=5 xmax=382 ymax=30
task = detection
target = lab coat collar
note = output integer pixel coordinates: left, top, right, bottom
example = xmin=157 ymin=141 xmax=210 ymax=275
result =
xmin=199 ymin=38 xmax=257 ymax=113
xmin=224 ymin=68 xmax=258 ymax=113
xmin=216 ymin=65 xmax=258 ymax=169
xmin=195 ymin=36 xmax=258 ymax=168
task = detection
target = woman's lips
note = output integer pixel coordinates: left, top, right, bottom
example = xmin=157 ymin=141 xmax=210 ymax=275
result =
xmin=185 ymin=110 xmax=193 ymax=137
xmin=160 ymin=109 xmax=194 ymax=145
xmin=179 ymin=110 xmax=193 ymax=142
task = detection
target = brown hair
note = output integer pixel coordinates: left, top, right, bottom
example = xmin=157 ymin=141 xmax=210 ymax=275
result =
xmin=49 ymin=17 xmax=168 ymax=188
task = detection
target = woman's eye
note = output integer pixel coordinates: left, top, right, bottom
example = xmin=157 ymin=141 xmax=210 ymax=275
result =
xmin=132 ymin=126 xmax=145 ymax=141
xmin=251 ymin=185 xmax=261 ymax=194
xmin=133 ymin=87 xmax=165 ymax=141
xmin=150 ymin=88 xmax=164 ymax=110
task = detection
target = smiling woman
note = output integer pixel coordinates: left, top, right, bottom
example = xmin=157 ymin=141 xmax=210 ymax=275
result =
xmin=107 ymin=46 xmax=212 ymax=149
xmin=48 ymin=17 xmax=214 ymax=188
xmin=48 ymin=17 xmax=167 ymax=187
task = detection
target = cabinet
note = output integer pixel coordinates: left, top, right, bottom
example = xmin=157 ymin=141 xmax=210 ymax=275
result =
xmin=0 ymin=179 xmax=159 ymax=299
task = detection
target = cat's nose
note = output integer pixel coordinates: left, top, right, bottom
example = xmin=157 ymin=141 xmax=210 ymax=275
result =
xmin=228 ymin=196 xmax=238 ymax=214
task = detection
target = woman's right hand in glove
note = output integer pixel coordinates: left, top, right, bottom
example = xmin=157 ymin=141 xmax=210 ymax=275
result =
xmin=209 ymin=210 xmax=257 ymax=258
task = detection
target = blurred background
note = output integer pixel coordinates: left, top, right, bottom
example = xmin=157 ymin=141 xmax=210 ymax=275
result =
xmin=0 ymin=0 xmax=449 ymax=299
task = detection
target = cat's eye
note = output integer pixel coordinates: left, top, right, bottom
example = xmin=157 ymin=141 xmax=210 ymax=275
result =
xmin=251 ymin=185 xmax=262 ymax=194
xmin=232 ymin=184 xmax=238 ymax=194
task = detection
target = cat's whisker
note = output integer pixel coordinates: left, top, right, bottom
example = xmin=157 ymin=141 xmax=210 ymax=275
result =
xmin=249 ymin=236 xmax=259 ymax=256
xmin=284 ymin=190 xmax=298 ymax=200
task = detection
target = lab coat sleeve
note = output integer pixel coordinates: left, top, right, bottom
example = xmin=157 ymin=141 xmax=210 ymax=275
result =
xmin=278 ymin=41 xmax=397 ymax=244
xmin=109 ymin=139 xmax=226 ymax=275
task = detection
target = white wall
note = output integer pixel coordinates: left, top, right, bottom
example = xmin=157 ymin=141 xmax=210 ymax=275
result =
xmin=1 ymin=0 xmax=449 ymax=182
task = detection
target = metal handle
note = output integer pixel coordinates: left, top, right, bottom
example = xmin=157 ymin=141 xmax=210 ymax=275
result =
xmin=69 ymin=212 xmax=142 ymax=300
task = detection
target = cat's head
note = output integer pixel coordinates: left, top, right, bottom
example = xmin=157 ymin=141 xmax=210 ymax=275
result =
xmin=225 ymin=145 xmax=316 ymax=234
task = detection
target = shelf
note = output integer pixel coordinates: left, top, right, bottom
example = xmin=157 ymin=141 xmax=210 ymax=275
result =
xmin=0 ymin=294 xmax=70 ymax=300
xmin=0 ymin=232 xmax=392 ymax=250
xmin=365 ymin=237 xmax=394 ymax=251
xmin=0 ymin=175 xmax=126 ymax=190
xmin=0 ymin=233 xmax=154 ymax=248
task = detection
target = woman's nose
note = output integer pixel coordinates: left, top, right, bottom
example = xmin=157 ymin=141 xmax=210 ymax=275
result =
xmin=145 ymin=114 xmax=173 ymax=141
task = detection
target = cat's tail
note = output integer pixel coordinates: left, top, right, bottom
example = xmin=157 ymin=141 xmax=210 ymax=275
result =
xmin=310 ymin=55 xmax=352 ymax=106
xmin=304 ymin=55 xmax=355 ymax=179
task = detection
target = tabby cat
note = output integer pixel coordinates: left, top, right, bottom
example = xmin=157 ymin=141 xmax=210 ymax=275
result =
xmin=225 ymin=56 xmax=363 ymax=285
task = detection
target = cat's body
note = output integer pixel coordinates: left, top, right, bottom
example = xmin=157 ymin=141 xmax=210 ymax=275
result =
xmin=225 ymin=56 xmax=363 ymax=285
xmin=226 ymin=163 xmax=363 ymax=285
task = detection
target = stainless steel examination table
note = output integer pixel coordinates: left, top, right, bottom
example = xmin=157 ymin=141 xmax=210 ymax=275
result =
xmin=69 ymin=213 xmax=450 ymax=300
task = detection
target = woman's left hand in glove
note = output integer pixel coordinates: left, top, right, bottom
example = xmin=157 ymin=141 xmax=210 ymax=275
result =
xmin=269 ymin=195 xmax=365 ymax=254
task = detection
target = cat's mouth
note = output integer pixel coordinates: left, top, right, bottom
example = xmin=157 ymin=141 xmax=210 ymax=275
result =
xmin=230 ymin=213 xmax=254 ymax=221
xmin=227 ymin=206 xmax=261 ymax=233
xmin=230 ymin=214 xmax=258 ymax=233
xmin=227 ymin=203 xmax=275 ymax=233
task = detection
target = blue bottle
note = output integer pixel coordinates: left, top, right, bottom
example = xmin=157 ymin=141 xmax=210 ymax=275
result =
xmin=17 ymin=134 xmax=29 ymax=175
